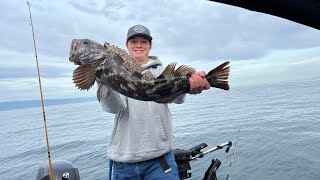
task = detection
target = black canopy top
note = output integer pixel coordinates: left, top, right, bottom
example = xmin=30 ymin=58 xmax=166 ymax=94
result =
xmin=209 ymin=0 xmax=320 ymax=30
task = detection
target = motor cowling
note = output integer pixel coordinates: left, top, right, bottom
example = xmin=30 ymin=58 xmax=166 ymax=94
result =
xmin=36 ymin=160 xmax=80 ymax=180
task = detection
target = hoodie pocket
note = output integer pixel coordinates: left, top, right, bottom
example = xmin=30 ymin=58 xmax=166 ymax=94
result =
xmin=112 ymin=113 xmax=169 ymax=152
xmin=143 ymin=116 xmax=168 ymax=151
xmin=130 ymin=114 xmax=168 ymax=142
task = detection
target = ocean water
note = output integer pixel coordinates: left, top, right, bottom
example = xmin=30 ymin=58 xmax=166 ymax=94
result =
xmin=1 ymin=79 xmax=320 ymax=180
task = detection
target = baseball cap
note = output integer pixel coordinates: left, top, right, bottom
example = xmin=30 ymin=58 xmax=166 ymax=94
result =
xmin=127 ymin=25 xmax=153 ymax=41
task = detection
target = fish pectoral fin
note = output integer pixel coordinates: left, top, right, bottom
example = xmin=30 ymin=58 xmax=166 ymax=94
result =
xmin=73 ymin=64 xmax=97 ymax=90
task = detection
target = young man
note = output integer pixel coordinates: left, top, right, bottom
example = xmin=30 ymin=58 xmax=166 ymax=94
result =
xmin=100 ymin=25 xmax=210 ymax=179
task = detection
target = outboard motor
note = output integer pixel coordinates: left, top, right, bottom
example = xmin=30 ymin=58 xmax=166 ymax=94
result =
xmin=36 ymin=160 xmax=80 ymax=180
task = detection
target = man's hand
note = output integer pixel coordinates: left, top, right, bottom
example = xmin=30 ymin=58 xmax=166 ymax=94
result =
xmin=189 ymin=71 xmax=210 ymax=94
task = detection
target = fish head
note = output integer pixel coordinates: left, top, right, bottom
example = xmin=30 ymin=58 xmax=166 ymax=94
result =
xmin=69 ymin=39 xmax=107 ymax=65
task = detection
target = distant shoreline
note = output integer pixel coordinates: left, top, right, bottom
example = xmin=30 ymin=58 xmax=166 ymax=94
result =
xmin=0 ymin=97 xmax=96 ymax=111
xmin=1 ymin=78 xmax=319 ymax=111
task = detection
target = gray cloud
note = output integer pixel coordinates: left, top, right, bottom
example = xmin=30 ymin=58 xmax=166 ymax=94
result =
xmin=0 ymin=65 xmax=72 ymax=79
xmin=100 ymin=0 xmax=320 ymax=61
xmin=0 ymin=0 xmax=320 ymax=102
xmin=69 ymin=0 xmax=106 ymax=14
xmin=1 ymin=0 xmax=320 ymax=63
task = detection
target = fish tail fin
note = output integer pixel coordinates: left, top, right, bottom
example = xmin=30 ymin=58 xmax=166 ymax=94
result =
xmin=205 ymin=61 xmax=230 ymax=91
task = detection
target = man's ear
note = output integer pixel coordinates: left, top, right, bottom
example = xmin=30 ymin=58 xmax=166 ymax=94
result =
xmin=125 ymin=42 xmax=128 ymax=48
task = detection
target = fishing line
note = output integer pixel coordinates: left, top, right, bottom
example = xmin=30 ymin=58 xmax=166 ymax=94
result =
xmin=27 ymin=2 xmax=54 ymax=180
xmin=226 ymin=125 xmax=241 ymax=180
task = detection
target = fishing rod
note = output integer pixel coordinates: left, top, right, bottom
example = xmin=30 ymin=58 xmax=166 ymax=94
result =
xmin=27 ymin=2 xmax=54 ymax=180
xmin=226 ymin=125 xmax=241 ymax=180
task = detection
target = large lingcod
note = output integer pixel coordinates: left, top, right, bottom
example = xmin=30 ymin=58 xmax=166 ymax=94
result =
xmin=69 ymin=39 xmax=230 ymax=103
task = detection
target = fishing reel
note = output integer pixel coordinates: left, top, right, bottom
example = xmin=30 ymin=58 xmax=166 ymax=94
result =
xmin=173 ymin=141 xmax=232 ymax=180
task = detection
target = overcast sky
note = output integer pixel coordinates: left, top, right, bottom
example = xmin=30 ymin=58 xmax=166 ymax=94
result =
xmin=1 ymin=0 xmax=320 ymax=102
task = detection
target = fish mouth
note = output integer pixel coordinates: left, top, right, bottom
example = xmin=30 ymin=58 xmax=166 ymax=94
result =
xmin=69 ymin=55 xmax=80 ymax=64
xmin=69 ymin=51 xmax=92 ymax=65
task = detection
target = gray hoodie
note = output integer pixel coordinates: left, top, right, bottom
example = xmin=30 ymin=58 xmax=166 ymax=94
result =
xmin=100 ymin=56 xmax=186 ymax=163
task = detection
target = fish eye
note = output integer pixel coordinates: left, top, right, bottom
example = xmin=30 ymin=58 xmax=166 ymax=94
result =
xmin=83 ymin=39 xmax=90 ymax=45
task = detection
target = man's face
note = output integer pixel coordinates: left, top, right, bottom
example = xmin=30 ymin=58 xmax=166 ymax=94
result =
xmin=126 ymin=36 xmax=152 ymax=64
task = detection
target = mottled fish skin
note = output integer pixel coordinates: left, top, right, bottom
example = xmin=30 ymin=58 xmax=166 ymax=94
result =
xmin=69 ymin=39 xmax=230 ymax=103
xmin=98 ymin=55 xmax=191 ymax=102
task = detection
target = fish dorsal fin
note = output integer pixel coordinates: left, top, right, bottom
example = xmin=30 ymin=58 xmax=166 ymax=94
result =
xmin=132 ymin=71 xmax=144 ymax=80
xmin=174 ymin=65 xmax=195 ymax=76
xmin=104 ymin=42 xmax=144 ymax=74
xmin=159 ymin=62 xmax=177 ymax=77
xmin=104 ymin=42 xmax=110 ymax=49
xmin=104 ymin=41 xmax=157 ymax=81
xmin=73 ymin=60 xmax=101 ymax=90
xmin=142 ymin=71 xmax=155 ymax=81
xmin=124 ymin=58 xmax=144 ymax=74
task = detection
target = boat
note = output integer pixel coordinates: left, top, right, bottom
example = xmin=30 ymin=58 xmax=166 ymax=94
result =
xmin=35 ymin=141 xmax=232 ymax=180
xmin=34 ymin=1 xmax=320 ymax=179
